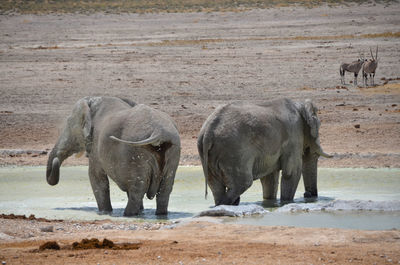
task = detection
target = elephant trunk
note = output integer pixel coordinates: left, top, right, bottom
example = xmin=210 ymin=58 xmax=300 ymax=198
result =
xmin=46 ymin=148 xmax=60 ymax=185
xmin=46 ymin=145 xmax=68 ymax=186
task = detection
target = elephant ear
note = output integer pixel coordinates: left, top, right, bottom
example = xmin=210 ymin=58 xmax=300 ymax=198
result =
xmin=300 ymin=99 xmax=320 ymax=139
xmin=75 ymin=98 xmax=93 ymax=146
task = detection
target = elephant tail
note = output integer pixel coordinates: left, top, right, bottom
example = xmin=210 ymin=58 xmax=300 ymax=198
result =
xmin=109 ymin=133 xmax=161 ymax=146
xmin=198 ymin=132 xmax=211 ymax=200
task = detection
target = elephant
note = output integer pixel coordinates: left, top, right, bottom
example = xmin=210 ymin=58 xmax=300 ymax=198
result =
xmin=46 ymin=96 xmax=181 ymax=216
xmin=197 ymin=98 xmax=332 ymax=206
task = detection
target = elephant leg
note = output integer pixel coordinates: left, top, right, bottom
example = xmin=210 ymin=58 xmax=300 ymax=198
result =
xmin=207 ymin=172 xmax=227 ymax=206
xmin=260 ymin=170 xmax=279 ymax=200
xmin=124 ymin=181 xmax=147 ymax=216
xmin=155 ymin=170 xmax=176 ymax=215
xmin=88 ymin=162 xmax=112 ymax=214
xmin=220 ymin=165 xmax=253 ymax=206
xmin=280 ymin=171 xmax=301 ymax=202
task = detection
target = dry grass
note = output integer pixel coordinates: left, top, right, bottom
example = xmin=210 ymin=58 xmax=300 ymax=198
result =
xmin=27 ymin=31 xmax=399 ymax=50
xmin=358 ymin=82 xmax=400 ymax=95
xmin=144 ymin=31 xmax=400 ymax=47
xmin=0 ymin=0 xmax=397 ymax=14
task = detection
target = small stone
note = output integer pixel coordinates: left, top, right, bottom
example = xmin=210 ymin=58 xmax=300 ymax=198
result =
xmin=40 ymin=225 xmax=54 ymax=232
xmin=354 ymin=124 xmax=360 ymax=129
xmin=102 ymin=224 xmax=113 ymax=230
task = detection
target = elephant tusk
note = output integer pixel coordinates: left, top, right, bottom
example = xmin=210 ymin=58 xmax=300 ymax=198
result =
xmin=317 ymin=149 xmax=333 ymax=158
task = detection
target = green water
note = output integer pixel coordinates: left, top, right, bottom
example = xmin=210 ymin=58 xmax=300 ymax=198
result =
xmin=0 ymin=166 xmax=399 ymax=230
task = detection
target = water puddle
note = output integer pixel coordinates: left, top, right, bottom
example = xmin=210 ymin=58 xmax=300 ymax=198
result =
xmin=0 ymin=166 xmax=399 ymax=230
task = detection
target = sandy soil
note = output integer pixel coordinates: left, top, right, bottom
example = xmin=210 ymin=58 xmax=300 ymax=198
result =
xmin=1 ymin=2 xmax=400 ymax=167
xmin=1 ymin=2 xmax=400 ymax=264
xmin=1 ymin=215 xmax=400 ymax=265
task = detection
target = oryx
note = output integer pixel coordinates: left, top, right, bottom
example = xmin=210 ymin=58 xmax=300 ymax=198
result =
xmin=339 ymin=53 xmax=366 ymax=86
xmin=362 ymin=46 xmax=379 ymax=86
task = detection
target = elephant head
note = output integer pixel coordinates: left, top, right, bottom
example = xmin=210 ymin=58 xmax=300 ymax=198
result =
xmin=299 ymin=99 xmax=332 ymax=198
xmin=46 ymin=98 xmax=92 ymax=185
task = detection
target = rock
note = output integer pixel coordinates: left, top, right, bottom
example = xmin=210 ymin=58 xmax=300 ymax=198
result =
xmin=102 ymin=223 xmax=114 ymax=230
xmin=277 ymin=200 xmax=400 ymax=212
xmin=0 ymin=232 xmax=14 ymax=240
xmin=196 ymin=204 xmax=268 ymax=217
xmin=40 ymin=225 xmax=54 ymax=232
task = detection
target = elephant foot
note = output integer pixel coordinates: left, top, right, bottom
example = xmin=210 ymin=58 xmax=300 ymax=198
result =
xmin=123 ymin=207 xmax=141 ymax=217
xmin=155 ymin=209 xmax=168 ymax=215
xmin=215 ymin=196 xmax=241 ymax=206
xmin=98 ymin=209 xmax=113 ymax=216
xmin=233 ymin=196 xmax=240 ymax=206
xmin=304 ymin=191 xmax=318 ymax=198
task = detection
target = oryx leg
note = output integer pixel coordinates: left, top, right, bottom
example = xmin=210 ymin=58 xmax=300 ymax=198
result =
xmin=354 ymin=72 xmax=358 ymax=86
xmin=363 ymin=71 xmax=368 ymax=87
xmin=371 ymin=72 xmax=375 ymax=86
xmin=340 ymin=68 xmax=345 ymax=85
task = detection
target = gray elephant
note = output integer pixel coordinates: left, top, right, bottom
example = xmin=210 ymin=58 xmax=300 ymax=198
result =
xmin=46 ymin=96 xmax=181 ymax=216
xmin=197 ymin=98 xmax=331 ymax=206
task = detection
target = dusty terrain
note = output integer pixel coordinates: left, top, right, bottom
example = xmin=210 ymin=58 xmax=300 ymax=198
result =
xmin=1 ymin=214 xmax=400 ymax=265
xmin=1 ymin=2 xmax=400 ymax=167
xmin=1 ymin=2 xmax=400 ymax=264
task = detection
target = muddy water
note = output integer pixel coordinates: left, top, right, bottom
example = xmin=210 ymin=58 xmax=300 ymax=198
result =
xmin=0 ymin=167 xmax=399 ymax=230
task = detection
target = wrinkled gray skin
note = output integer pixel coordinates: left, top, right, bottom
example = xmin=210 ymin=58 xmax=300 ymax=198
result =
xmin=46 ymin=96 xmax=181 ymax=216
xmin=197 ymin=98 xmax=331 ymax=206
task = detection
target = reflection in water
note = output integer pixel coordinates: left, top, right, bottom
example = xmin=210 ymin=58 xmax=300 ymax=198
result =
xmin=261 ymin=196 xmax=335 ymax=209
xmin=0 ymin=166 xmax=399 ymax=229
xmin=53 ymin=206 xmax=193 ymax=220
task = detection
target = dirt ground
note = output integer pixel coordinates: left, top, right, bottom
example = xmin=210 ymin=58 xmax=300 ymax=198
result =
xmin=0 ymin=2 xmax=400 ymax=264
xmin=1 ymin=214 xmax=400 ymax=265
xmin=1 ymin=2 xmax=400 ymax=168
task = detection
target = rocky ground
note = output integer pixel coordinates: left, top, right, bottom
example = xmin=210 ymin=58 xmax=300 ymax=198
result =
xmin=0 ymin=1 xmax=400 ymax=264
